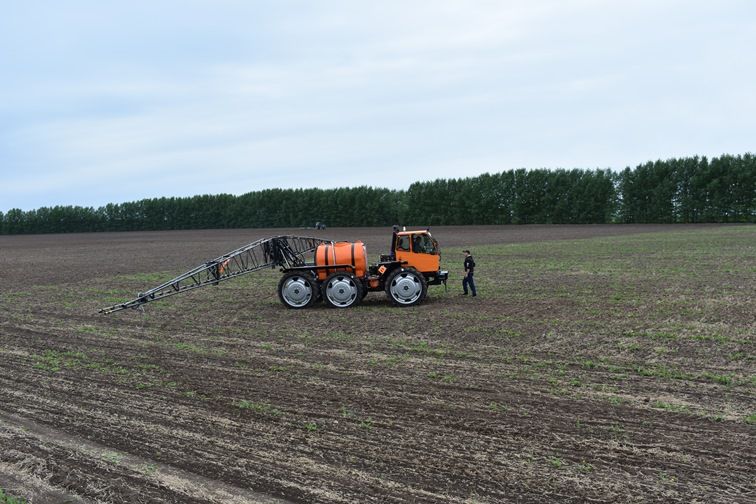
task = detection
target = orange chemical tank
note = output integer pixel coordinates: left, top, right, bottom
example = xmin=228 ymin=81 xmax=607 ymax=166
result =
xmin=314 ymin=241 xmax=367 ymax=281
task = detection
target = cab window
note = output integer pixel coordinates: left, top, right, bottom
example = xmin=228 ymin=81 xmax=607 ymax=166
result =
xmin=411 ymin=233 xmax=437 ymax=254
xmin=396 ymin=235 xmax=410 ymax=251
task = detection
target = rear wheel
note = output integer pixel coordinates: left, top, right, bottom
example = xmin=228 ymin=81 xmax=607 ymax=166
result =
xmin=322 ymin=272 xmax=362 ymax=308
xmin=385 ymin=268 xmax=427 ymax=307
xmin=278 ymin=272 xmax=318 ymax=309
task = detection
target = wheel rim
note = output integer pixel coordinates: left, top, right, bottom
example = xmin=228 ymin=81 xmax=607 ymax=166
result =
xmin=281 ymin=276 xmax=313 ymax=307
xmin=325 ymin=275 xmax=358 ymax=307
xmin=390 ymin=271 xmax=422 ymax=304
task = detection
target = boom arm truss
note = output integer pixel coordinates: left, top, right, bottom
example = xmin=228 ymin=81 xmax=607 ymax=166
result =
xmin=99 ymin=235 xmax=331 ymax=314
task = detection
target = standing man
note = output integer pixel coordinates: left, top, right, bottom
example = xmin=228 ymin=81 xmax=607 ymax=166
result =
xmin=462 ymin=250 xmax=477 ymax=297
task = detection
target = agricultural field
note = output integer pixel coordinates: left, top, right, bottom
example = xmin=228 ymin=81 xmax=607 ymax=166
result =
xmin=0 ymin=224 xmax=753 ymax=503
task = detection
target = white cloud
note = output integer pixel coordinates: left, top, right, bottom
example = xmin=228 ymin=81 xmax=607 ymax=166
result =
xmin=1 ymin=1 xmax=755 ymax=210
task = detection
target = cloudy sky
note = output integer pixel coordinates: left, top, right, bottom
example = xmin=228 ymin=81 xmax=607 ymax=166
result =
xmin=1 ymin=1 xmax=754 ymax=211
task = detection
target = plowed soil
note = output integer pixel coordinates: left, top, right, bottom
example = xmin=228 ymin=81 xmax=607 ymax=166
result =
xmin=0 ymin=224 xmax=753 ymax=503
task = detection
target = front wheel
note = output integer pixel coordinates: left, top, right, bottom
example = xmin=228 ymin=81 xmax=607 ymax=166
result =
xmin=385 ymin=268 xmax=427 ymax=307
xmin=322 ymin=272 xmax=363 ymax=308
xmin=278 ymin=272 xmax=318 ymax=309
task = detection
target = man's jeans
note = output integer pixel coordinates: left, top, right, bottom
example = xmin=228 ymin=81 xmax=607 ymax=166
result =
xmin=463 ymin=273 xmax=477 ymax=296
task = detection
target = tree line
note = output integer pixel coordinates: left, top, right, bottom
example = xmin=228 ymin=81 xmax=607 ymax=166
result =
xmin=1 ymin=153 xmax=753 ymax=234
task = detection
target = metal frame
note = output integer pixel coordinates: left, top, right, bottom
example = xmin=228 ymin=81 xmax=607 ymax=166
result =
xmin=99 ymin=235 xmax=330 ymax=314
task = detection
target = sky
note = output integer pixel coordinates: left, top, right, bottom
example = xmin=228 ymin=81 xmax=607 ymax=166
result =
xmin=1 ymin=0 xmax=755 ymax=211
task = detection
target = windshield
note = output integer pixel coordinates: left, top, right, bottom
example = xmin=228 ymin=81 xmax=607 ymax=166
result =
xmin=411 ymin=233 xmax=437 ymax=254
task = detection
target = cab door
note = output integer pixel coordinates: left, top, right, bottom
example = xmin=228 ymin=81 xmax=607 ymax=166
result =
xmin=394 ymin=232 xmax=440 ymax=274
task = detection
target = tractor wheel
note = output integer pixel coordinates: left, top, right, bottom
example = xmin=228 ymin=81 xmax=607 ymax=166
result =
xmin=278 ymin=272 xmax=318 ymax=309
xmin=385 ymin=268 xmax=427 ymax=307
xmin=322 ymin=272 xmax=362 ymax=308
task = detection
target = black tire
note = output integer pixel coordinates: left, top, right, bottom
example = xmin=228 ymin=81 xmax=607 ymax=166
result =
xmin=278 ymin=272 xmax=318 ymax=309
xmin=384 ymin=268 xmax=427 ymax=307
xmin=321 ymin=272 xmax=362 ymax=308
xmin=309 ymin=270 xmax=323 ymax=303
xmin=360 ymin=279 xmax=369 ymax=299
